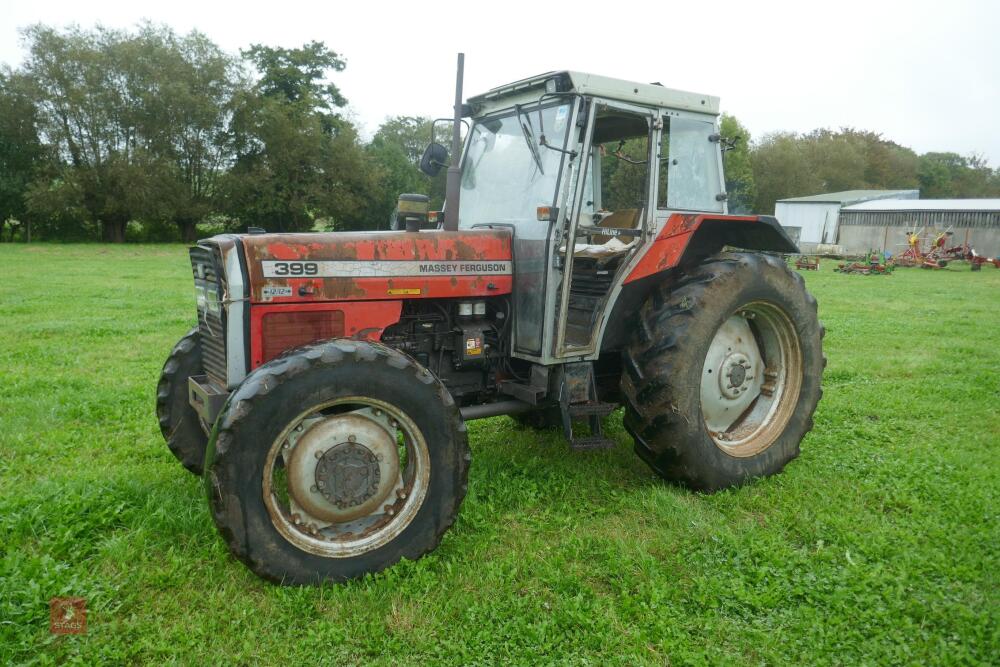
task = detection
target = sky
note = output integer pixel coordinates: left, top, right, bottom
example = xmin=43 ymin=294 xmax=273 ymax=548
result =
xmin=3 ymin=0 xmax=999 ymax=165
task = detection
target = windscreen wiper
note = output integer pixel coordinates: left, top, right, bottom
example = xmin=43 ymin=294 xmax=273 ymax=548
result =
xmin=514 ymin=104 xmax=545 ymax=174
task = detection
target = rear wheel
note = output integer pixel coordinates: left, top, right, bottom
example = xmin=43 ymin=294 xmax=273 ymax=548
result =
xmin=204 ymin=340 xmax=469 ymax=584
xmin=156 ymin=327 xmax=210 ymax=475
xmin=622 ymin=252 xmax=824 ymax=491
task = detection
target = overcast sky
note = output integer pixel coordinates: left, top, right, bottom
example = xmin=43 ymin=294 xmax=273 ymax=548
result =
xmin=3 ymin=0 xmax=999 ymax=165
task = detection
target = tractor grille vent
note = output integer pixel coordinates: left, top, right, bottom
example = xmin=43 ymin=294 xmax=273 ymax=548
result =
xmin=189 ymin=244 xmax=228 ymax=386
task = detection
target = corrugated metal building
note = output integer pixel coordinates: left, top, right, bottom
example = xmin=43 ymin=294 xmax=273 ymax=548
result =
xmin=838 ymin=199 xmax=1000 ymax=257
xmin=774 ymin=189 xmax=919 ymax=253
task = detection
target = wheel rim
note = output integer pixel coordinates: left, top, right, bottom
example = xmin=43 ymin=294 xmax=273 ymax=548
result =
xmin=700 ymin=301 xmax=803 ymax=457
xmin=263 ymin=397 xmax=430 ymax=558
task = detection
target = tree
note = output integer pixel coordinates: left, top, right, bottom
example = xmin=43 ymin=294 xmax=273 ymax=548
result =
xmin=22 ymin=25 xmax=154 ymax=241
xmin=20 ymin=23 xmax=239 ymax=241
xmin=720 ymin=113 xmax=755 ymax=214
xmin=242 ymin=41 xmax=346 ymax=110
xmin=140 ymin=28 xmax=240 ymax=241
xmin=221 ymin=42 xmax=380 ymax=233
xmin=751 ymin=132 xmax=819 ymax=213
xmin=916 ymin=152 xmax=1000 ymax=199
xmin=0 ymin=70 xmax=45 ymax=240
xmin=364 ymin=116 xmax=448 ymax=228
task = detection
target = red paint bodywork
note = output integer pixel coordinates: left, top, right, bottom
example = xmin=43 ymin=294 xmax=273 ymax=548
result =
xmin=624 ymin=213 xmax=764 ymax=283
xmin=242 ymin=229 xmax=511 ymax=370
xmin=241 ymin=230 xmax=513 ymax=304
xmin=250 ymin=301 xmax=403 ymax=368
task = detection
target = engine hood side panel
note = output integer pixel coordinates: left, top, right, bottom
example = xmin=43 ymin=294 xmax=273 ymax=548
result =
xmin=235 ymin=230 xmax=514 ymax=303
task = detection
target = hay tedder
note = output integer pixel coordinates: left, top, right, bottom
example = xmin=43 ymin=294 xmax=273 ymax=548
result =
xmin=157 ymin=56 xmax=824 ymax=584
xmin=895 ymin=226 xmax=997 ymax=270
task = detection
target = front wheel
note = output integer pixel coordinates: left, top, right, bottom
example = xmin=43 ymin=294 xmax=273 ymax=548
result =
xmin=622 ymin=252 xmax=825 ymax=491
xmin=156 ymin=327 xmax=210 ymax=475
xmin=204 ymin=340 xmax=469 ymax=584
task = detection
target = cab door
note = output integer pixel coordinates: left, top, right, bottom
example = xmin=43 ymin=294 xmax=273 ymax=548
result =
xmin=552 ymin=99 xmax=659 ymax=357
xmin=462 ymin=101 xmax=580 ymax=358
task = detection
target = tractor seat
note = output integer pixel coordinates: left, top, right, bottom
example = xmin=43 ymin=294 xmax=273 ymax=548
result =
xmin=567 ymin=208 xmax=642 ymax=267
xmin=590 ymin=208 xmax=640 ymax=244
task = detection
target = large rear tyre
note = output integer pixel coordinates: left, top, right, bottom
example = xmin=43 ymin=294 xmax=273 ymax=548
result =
xmin=156 ymin=327 xmax=210 ymax=475
xmin=204 ymin=340 xmax=470 ymax=585
xmin=622 ymin=252 xmax=824 ymax=491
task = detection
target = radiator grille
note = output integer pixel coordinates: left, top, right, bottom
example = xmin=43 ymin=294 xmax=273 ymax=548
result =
xmin=189 ymin=244 xmax=228 ymax=386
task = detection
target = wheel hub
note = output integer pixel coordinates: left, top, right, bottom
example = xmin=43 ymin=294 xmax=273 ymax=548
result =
xmin=315 ymin=442 xmax=381 ymax=509
xmin=720 ymin=353 xmax=753 ymax=399
xmin=284 ymin=411 xmax=400 ymax=523
xmin=701 ymin=313 xmax=764 ymax=433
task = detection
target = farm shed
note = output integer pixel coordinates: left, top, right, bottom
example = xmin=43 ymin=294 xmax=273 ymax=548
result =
xmin=838 ymin=199 xmax=1000 ymax=257
xmin=774 ymin=190 xmax=918 ymax=253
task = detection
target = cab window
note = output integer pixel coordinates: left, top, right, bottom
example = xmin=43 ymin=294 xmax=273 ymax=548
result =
xmin=657 ymin=117 xmax=724 ymax=212
xmin=582 ymin=107 xmax=652 ymax=233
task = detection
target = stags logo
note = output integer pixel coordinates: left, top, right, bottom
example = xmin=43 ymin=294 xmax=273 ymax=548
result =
xmin=50 ymin=597 xmax=87 ymax=635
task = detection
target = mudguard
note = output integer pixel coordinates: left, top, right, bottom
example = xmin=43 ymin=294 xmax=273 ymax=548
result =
xmin=625 ymin=213 xmax=797 ymax=284
xmin=601 ymin=213 xmax=797 ymax=352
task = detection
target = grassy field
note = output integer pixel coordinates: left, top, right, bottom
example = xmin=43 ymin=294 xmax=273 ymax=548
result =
xmin=0 ymin=244 xmax=997 ymax=665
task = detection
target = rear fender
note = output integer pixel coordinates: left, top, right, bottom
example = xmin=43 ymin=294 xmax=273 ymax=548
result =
xmin=600 ymin=214 xmax=797 ymax=352
xmin=624 ymin=214 xmax=797 ymax=284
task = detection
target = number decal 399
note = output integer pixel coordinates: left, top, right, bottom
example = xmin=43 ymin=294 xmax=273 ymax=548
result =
xmin=267 ymin=261 xmax=319 ymax=277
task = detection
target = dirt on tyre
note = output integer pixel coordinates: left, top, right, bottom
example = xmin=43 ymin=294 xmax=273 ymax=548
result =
xmin=204 ymin=340 xmax=470 ymax=585
xmin=622 ymin=251 xmax=824 ymax=492
xmin=156 ymin=327 xmax=210 ymax=475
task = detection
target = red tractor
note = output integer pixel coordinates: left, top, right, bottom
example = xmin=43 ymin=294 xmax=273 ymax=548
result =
xmin=158 ymin=57 xmax=824 ymax=584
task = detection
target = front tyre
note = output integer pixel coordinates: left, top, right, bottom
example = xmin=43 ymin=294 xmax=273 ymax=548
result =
xmin=204 ymin=340 xmax=470 ymax=584
xmin=622 ymin=252 xmax=824 ymax=491
xmin=156 ymin=327 xmax=210 ymax=475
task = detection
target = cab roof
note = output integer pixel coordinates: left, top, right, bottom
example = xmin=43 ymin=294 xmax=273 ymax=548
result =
xmin=467 ymin=70 xmax=720 ymax=116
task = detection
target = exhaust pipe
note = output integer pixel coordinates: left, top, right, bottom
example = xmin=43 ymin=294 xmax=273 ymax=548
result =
xmin=443 ymin=53 xmax=464 ymax=232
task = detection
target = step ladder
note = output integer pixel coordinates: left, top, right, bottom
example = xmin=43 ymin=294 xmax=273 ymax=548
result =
xmin=558 ymin=362 xmax=616 ymax=450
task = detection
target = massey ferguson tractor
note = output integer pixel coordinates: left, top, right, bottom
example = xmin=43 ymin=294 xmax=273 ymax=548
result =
xmin=157 ymin=56 xmax=824 ymax=584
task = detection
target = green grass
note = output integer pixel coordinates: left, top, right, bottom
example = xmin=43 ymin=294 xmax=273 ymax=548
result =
xmin=1 ymin=244 xmax=997 ymax=665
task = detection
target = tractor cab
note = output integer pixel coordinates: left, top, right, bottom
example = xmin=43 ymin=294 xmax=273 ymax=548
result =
xmin=424 ymin=71 xmax=727 ymax=363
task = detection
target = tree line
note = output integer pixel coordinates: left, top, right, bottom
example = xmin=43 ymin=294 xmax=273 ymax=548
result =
xmin=0 ymin=23 xmax=444 ymax=242
xmin=1 ymin=23 xmax=998 ymax=242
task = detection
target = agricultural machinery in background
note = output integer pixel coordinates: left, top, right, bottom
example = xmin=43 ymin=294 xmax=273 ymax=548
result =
xmin=835 ymin=250 xmax=894 ymax=276
xmin=895 ymin=226 xmax=998 ymax=270
xmin=157 ymin=55 xmax=824 ymax=585
xmin=794 ymin=255 xmax=819 ymax=271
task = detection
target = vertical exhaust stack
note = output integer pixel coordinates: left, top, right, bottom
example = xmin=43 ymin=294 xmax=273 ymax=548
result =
xmin=443 ymin=53 xmax=464 ymax=232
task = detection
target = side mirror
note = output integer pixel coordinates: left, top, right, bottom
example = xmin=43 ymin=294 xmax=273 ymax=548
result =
xmin=419 ymin=143 xmax=449 ymax=177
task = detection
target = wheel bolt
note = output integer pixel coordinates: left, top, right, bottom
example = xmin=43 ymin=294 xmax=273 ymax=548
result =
xmin=348 ymin=434 xmax=356 ymax=442
xmin=315 ymin=450 xmax=323 ymax=459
